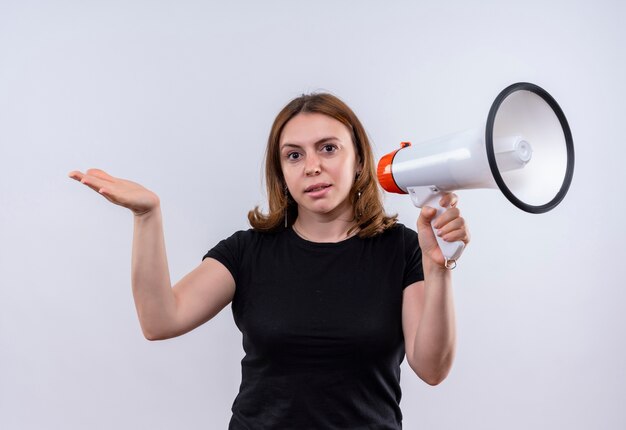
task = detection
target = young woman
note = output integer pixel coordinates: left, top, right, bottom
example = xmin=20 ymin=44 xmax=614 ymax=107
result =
xmin=69 ymin=93 xmax=470 ymax=429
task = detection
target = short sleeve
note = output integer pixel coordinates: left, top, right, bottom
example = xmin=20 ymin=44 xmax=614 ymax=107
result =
xmin=402 ymin=225 xmax=424 ymax=288
xmin=202 ymin=230 xmax=249 ymax=285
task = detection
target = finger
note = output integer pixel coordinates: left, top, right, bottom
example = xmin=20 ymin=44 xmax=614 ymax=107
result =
xmin=435 ymin=217 xmax=465 ymax=238
xmin=98 ymin=187 xmax=117 ymax=203
xmin=418 ymin=206 xmax=438 ymax=224
xmin=85 ymin=168 xmax=114 ymax=182
xmin=68 ymin=170 xmax=84 ymax=181
xmin=417 ymin=207 xmax=439 ymax=242
xmin=91 ymin=183 xmax=123 ymax=205
xmin=448 ymin=193 xmax=459 ymax=208
xmin=440 ymin=226 xmax=470 ymax=244
xmin=432 ymin=207 xmax=460 ymax=229
xmin=80 ymin=174 xmax=110 ymax=193
xmin=439 ymin=192 xmax=459 ymax=208
xmin=435 ymin=216 xmax=470 ymax=244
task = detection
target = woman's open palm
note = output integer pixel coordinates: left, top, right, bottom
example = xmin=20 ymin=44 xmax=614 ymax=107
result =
xmin=68 ymin=168 xmax=160 ymax=216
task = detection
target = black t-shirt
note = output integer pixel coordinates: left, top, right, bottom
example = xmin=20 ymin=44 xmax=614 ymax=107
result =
xmin=203 ymin=223 xmax=424 ymax=429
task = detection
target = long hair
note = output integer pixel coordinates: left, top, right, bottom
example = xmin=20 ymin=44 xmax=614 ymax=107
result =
xmin=248 ymin=93 xmax=397 ymax=238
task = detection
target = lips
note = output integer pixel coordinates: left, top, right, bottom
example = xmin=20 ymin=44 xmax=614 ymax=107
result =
xmin=305 ymin=183 xmax=331 ymax=193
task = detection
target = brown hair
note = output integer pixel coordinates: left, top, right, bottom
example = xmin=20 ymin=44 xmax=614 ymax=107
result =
xmin=248 ymin=93 xmax=397 ymax=238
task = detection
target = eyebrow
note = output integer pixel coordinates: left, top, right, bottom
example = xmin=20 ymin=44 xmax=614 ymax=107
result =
xmin=280 ymin=136 xmax=340 ymax=150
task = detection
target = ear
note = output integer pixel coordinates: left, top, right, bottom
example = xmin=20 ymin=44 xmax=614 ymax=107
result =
xmin=355 ymin=154 xmax=363 ymax=173
xmin=355 ymin=167 xmax=363 ymax=181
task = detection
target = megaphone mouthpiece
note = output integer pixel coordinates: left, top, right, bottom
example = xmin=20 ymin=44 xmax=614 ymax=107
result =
xmin=377 ymin=141 xmax=412 ymax=195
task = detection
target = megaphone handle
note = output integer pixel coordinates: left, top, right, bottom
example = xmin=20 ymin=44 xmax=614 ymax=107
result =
xmin=407 ymin=186 xmax=465 ymax=267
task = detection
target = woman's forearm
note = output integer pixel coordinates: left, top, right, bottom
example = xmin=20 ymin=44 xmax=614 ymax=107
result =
xmin=412 ymin=261 xmax=457 ymax=385
xmin=131 ymin=207 xmax=177 ymax=340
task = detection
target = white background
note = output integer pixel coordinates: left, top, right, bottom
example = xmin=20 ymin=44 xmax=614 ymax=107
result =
xmin=1 ymin=1 xmax=625 ymax=429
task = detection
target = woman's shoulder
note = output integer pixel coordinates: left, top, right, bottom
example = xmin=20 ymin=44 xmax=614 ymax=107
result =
xmin=377 ymin=222 xmax=417 ymax=239
xmin=366 ymin=222 xmax=420 ymax=252
xmin=221 ymin=228 xmax=281 ymax=243
xmin=204 ymin=228 xmax=283 ymax=261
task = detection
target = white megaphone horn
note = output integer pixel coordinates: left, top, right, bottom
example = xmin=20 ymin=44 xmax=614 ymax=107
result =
xmin=377 ymin=82 xmax=575 ymax=268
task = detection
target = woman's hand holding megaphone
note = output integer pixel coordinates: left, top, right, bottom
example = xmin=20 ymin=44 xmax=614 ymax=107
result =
xmin=417 ymin=192 xmax=470 ymax=270
xmin=68 ymin=168 xmax=160 ymax=216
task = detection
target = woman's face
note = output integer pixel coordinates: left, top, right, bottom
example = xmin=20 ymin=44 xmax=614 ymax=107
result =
xmin=279 ymin=112 xmax=361 ymax=219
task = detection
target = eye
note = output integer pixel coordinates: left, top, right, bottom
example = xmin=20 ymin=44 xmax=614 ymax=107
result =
xmin=321 ymin=144 xmax=337 ymax=153
xmin=286 ymin=151 xmax=301 ymax=161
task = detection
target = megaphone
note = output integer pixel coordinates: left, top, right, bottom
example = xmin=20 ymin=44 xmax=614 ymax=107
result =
xmin=377 ymin=82 xmax=574 ymax=267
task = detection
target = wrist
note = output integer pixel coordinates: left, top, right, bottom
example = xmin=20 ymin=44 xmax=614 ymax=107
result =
xmin=423 ymin=257 xmax=452 ymax=277
xmin=133 ymin=205 xmax=161 ymax=220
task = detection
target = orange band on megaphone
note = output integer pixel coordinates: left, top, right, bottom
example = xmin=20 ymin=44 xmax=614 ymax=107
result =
xmin=377 ymin=142 xmax=411 ymax=194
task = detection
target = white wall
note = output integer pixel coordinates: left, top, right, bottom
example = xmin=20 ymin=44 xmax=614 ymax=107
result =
xmin=1 ymin=0 xmax=624 ymax=428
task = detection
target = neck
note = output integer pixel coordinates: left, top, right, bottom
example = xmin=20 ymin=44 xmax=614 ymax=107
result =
xmin=293 ymin=205 xmax=357 ymax=243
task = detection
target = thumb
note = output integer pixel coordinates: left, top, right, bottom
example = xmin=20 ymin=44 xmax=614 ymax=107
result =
xmin=419 ymin=206 xmax=437 ymax=223
xmin=417 ymin=206 xmax=438 ymax=234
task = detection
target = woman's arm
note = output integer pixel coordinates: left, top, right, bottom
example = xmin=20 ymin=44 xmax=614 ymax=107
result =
xmin=69 ymin=168 xmax=235 ymax=341
xmin=402 ymin=268 xmax=455 ymax=386
xmin=131 ymin=207 xmax=235 ymax=340
xmin=402 ymin=192 xmax=469 ymax=385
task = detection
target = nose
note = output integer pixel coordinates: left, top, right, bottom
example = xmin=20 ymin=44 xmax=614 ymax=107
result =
xmin=304 ymin=154 xmax=321 ymax=176
xmin=305 ymin=166 xmax=321 ymax=176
